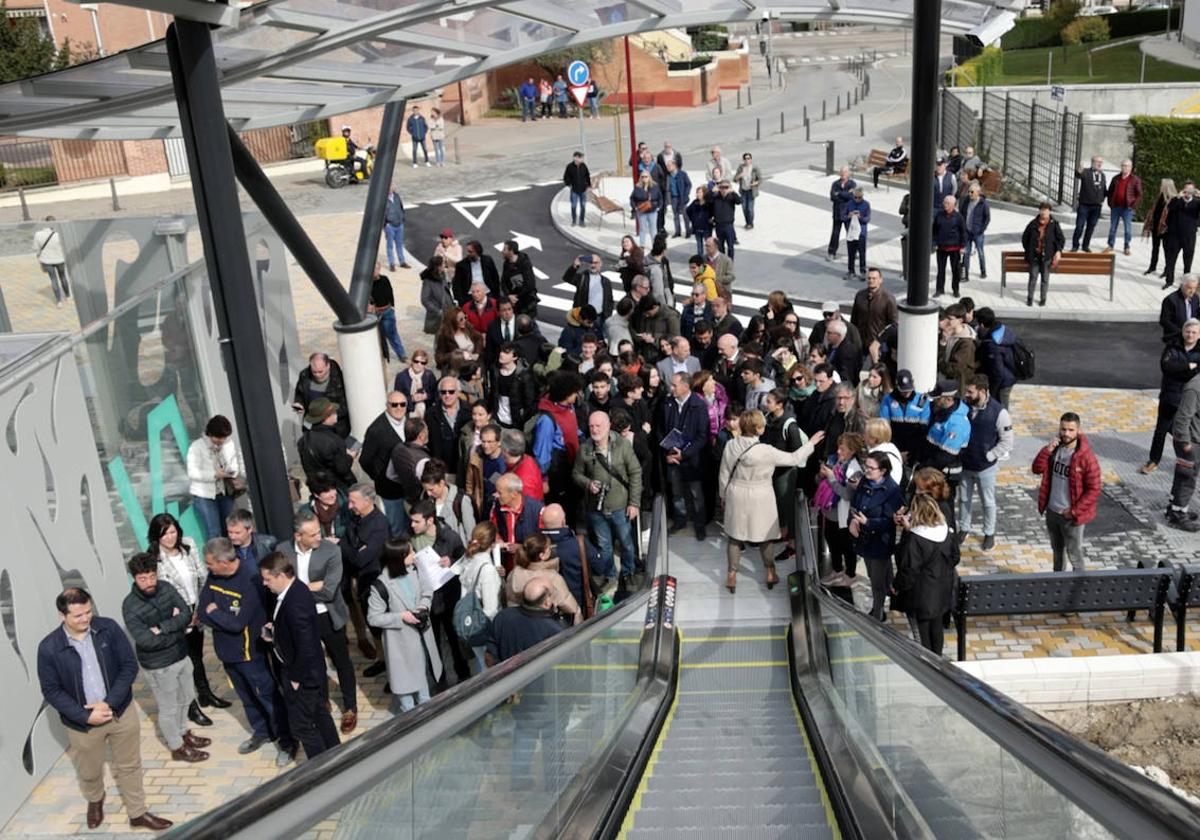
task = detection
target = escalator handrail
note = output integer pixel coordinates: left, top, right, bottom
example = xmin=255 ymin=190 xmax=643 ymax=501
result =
xmin=794 ymin=495 xmax=1200 ymax=840
xmin=166 ymin=497 xmax=669 ymax=840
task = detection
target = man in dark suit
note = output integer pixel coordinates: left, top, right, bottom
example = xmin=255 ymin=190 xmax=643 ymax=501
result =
xmin=451 ymin=240 xmax=500 ymax=305
xmin=1161 ymin=275 xmax=1200 ymax=343
xmin=932 ymin=159 xmax=955 ymax=210
xmin=258 ymin=553 xmax=341 ymax=759
xmin=656 ymin=337 xmax=701 ymax=384
xmin=485 ymin=298 xmax=519 ymax=367
xmin=360 ymin=391 xmax=408 ymax=535
xmin=1166 ymin=185 xmax=1200 ymax=288
xmin=659 ymin=372 xmax=711 ymax=540
xmin=280 ymin=509 xmax=359 ymax=734
xmin=345 ymin=484 xmax=391 ymax=678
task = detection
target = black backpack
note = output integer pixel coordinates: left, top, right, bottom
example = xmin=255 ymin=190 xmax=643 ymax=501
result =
xmin=1011 ymin=338 xmax=1035 ymax=381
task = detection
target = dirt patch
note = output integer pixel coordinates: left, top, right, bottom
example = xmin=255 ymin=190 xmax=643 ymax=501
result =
xmin=1043 ymin=695 xmax=1200 ymax=800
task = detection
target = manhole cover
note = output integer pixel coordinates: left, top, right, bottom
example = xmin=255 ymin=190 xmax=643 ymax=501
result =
xmin=1023 ymin=488 xmax=1148 ymax=537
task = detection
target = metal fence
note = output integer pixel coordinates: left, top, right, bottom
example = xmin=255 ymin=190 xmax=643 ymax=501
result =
xmin=0 ymin=138 xmax=57 ymax=190
xmin=941 ymin=89 xmax=1081 ymax=204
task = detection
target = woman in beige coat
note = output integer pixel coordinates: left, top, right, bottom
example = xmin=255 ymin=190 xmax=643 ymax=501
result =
xmin=719 ymin=410 xmax=824 ymax=594
xmin=504 ymin=533 xmax=582 ymax=625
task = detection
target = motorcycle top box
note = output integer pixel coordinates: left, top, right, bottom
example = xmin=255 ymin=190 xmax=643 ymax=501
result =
xmin=314 ymin=136 xmax=348 ymax=160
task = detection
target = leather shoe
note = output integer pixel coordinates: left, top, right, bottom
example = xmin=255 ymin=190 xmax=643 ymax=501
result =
xmin=183 ymin=730 xmax=211 ymax=749
xmin=341 ymin=710 xmax=358 ymax=734
xmin=129 ymin=812 xmax=173 ymax=831
xmin=197 ymin=687 xmax=232 ymax=709
xmin=170 ymin=744 xmax=209 ymax=763
xmin=188 ymin=700 xmax=213 ymax=727
xmin=86 ymin=796 xmax=104 ymax=829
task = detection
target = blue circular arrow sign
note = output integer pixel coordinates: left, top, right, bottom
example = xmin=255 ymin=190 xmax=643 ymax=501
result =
xmin=567 ymin=60 xmax=590 ymax=86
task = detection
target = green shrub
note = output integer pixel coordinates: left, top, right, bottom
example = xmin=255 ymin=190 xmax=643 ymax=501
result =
xmin=690 ymin=24 xmax=728 ymax=52
xmin=949 ymin=46 xmax=1003 ymax=87
xmin=1002 ymin=2 xmax=1080 ymax=49
xmin=1061 ymin=16 xmax=1110 ymax=46
xmin=0 ymin=161 xmax=6 ymax=188
xmin=1128 ymin=116 xmax=1200 ymax=220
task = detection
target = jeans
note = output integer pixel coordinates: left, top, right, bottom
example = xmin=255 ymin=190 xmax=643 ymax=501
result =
xmin=959 ymin=464 xmax=998 ymax=536
xmin=141 ymin=657 xmax=194 ymax=750
xmin=671 ymin=196 xmax=690 ymax=236
xmin=540 ymin=99 xmax=551 ymax=118
xmin=570 ymin=190 xmax=588 ymax=224
xmin=964 ymin=231 xmax=986 ymax=275
xmin=390 ymin=686 xmax=431 ymax=714
xmin=1046 ymin=510 xmax=1086 ymax=571
xmin=1171 ymin=439 xmax=1197 ymax=510
xmin=668 ymin=467 xmax=706 ymax=528
xmin=588 ymin=508 xmax=636 ymax=577
xmin=377 ymin=308 xmax=406 ymax=361
xmin=380 ymin=495 xmax=409 ymax=536
xmin=635 ymin=211 xmax=656 ymax=248
xmin=411 ymin=139 xmax=429 ymax=164
xmin=280 ymin=680 xmax=340 ymax=759
xmin=1072 ymin=203 xmax=1102 ymax=250
xmin=384 ymin=221 xmax=405 ymax=267
xmin=192 ymin=494 xmax=235 ymax=541
xmin=433 ymin=139 xmax=445 ymax=165
xmin=557 ymin=99 xmax=567 ymax=118
xmin=225 ymin=658 xmax=293 ymax=747
xmin=472 ymin=645 xmax=488 ymax=674
xmin=694 ymin=232 xmax=708 ymax=257
xmin=588 ymin=98 xmax=599 ymax=118
xmin=935 ymin=249 xmax=961 ymax=296
xmin=847 ymin=237 xmax=867 ymax=275
xmin=1107 ymin=207 xmax=1133 ymax=249
xmin=521 ymin=99 xmax=536 ymax=121
xmin=741 ymin=191 xmax=755 ymax=226
xmin=42 ymin=262 xmax=70 ymax=303
xmin=1027 ymin=255 xmax=1051 ymax=304
xmin=715 ymin=222 xmax=736 ymax=259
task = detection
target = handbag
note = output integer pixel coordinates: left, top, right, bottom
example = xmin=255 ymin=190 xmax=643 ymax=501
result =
xmin=636 ymin=200 xmax=653 ymax=213
xmin=222 ymin=476 xmax=248 ymax=498
xmin=453 ymin=564 xmax=492 ymax=646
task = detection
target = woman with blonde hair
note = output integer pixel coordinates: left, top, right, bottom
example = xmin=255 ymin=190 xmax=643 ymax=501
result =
xmin=1144 ymin=178 xmax=1178 ymax=279
xmin=719 ymin=410 xmax=824 ymax=593
xmin=504 ymin=533 xmax=581 ymax=625
xmin=451 ymin=521 xmax=504 ymax=672
xmin=864 ymin=416 xmax=902 ymax=478
xmin=894 ymin=493 xmax=958 ymax=654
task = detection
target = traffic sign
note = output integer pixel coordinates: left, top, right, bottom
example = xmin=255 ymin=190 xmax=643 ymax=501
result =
xmin=567 ymin=60 xmax=590 ymax=86
xmin=569 ymin=84 xmax=589 ymax=108
xmin=1051 ymin=85 xmax=1065 ymax=102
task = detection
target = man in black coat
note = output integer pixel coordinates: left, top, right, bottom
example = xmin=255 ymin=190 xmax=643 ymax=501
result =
xmin=293 ymin=353 xmax=350 ymax=438
xmin=452 ymin=240 xmax=500 ymax=305
xmin=1071 ymin=156 xmax=1107 ymax=252
xmin=487 ymin=346 xmax=538 ymax=430
xmin=827 ymin=166 xmax=856 ymax=261
xmin=563 ymin=151 xmax=592 ymax=226
xmin=1166 ymin=184 xmax=1200 ymax=288
xmin=258 ymin=553 xmax=341 ymax=759
xmin=360 ymin=392 xmax=409 ymax=534
xmin=1160 ymin=275 xmax=1200 ymax=343
xmin=426 ymin=376 xmax=471 ymax=478
xmin=298 ymin=398 xmax=356 ymax=492
xmin=485 ymin=298 xmax=519 ymax=367
xmin=390 ymin=417 xmax=432 ymax=506
xmin=344 ymin=484 xmax=391 ymax=678
xmin=499 ymin=241 xmax=539 ymax=317
xmin=659 ymin=372 xmax=711 ymax=540
xmin=512 ymin=314 xmax=548 ymax=367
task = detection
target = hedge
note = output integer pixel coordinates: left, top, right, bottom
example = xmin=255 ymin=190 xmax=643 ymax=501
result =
xmin=1002 ymin=17 xmax=1063 ymax=49
xmin=1107 ymin=7 xmax=1179 ymax=39
xmin=1003 ymin=6 xmax=1179 ymax=49
xmin=1129 ymin=116 xmax=1200 ymax=220
xmin=949 ymin=46 xmax=1003 ymax=87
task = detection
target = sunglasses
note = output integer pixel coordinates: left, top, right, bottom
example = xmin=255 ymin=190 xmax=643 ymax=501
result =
xmin=784 ymin=319 xmax=798 ymax=326
xmin=411 ymin=359 xmax=427 ymax=365
xmin=388 ymin=401 xmax=407 ymax=408
xmin=440 ymin=389 xmax=458 ymax=395
xmin=791 ymin=377 xmax=806 ymax=384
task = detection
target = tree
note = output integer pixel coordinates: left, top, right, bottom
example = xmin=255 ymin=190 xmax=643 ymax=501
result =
xmin=534 ymin=40 xmax=614 ymax=78
xmin=0 ymin=3 xmax=60 ymax=83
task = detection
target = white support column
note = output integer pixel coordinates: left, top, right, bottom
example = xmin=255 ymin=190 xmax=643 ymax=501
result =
xmin=335 ymin=321 xmax=385 ymax=443
xmin=897 ymin=303 xmax=940 ymax=393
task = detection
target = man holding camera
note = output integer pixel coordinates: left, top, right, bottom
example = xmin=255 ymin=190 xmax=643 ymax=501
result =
xmin=572 ymin=411 xmax=642 ymax=592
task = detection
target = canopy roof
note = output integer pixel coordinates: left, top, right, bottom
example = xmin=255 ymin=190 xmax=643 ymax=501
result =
xmin=0 ymin=0 xmax=1018 ymax=140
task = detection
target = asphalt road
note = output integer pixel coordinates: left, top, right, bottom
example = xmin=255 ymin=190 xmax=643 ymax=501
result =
xmin=407 ymin=186 xmax=1157 ymax=390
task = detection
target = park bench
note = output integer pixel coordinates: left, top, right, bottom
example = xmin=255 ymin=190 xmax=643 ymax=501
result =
xmin=587 ymin=187 xmax=627 ymax=231
xmin=861 ymin=148 xmax=908 ymax=189
xmin=953 ymin=568 xmax=1172 ymax=662
xmin=1127 ymin=561 xmax=1200 ymax=652
xmin=999 ymin=250 xmax=1116 ymax=302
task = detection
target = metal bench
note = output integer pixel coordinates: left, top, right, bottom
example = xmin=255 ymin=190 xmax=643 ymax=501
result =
xmin=861 ymin=148 xmax=908 ymax=190
xmin=954 ymin=568 xmax=1172 ymax=661
xmin=999 ymin=250 xmax=1116 ymax=302
xmin=1167 ymin=563 xmax=1200 ymax=652
xmin=587 ymin=180 xmax=627 ymax=232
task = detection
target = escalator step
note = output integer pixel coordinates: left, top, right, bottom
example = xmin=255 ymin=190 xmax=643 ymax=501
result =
xmin=625 ymin=826 xmax=834 ymax=840
xmin=648 ymin=755 xmax=809 ymax=774
xmin=630 ymin=802 xmax=833 ymax=831
xmin=644 ymin=770 xmax=818 ymax=790
xmin=638 ymin=786 xmax=826 ymax=809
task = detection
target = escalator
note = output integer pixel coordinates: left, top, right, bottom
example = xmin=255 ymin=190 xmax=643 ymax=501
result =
xmin=167 ymin=495 xmax=1200 ymax=840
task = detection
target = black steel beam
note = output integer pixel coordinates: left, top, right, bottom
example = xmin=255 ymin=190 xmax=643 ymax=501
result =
xmin=905 ymin=0 xmax=942 ymax=309
xmin=347 ymin=98 xmax=406 ymax=318
xmin=166 ymin=20 xmax=294 ymax=541
xmin=225 ymin=123 xmax=361 ymax=326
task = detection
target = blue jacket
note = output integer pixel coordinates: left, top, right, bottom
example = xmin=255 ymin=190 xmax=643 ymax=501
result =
xmin=965 ymin=196 xmax=991 ymax=235
xmin=880 ymin=390 xmax=930 ymax=455
xmin=385 ymin=192 xmax=405 ymax=226
xmin=932 ymin=209 xmax=967 ymax=249
xmin=519 ymin=81 xmax=537 ymax=101
xmin=978 ymin=324 xmax=1017 ymax=394
xmin=933 ymin=171 xmax=955 ymax=208
xmin=923 ymin=399 xmax=971 ymax=477
xmin=532 ymin=413 xmax=566 ymax=474
xmin=199 ymin=558 xmax=271 ymax=665
xmin=37 ymin=617 xmax=139 ymax=732
xmin=630 ymin=184 xmax=663 ymax=212
xmin=851 ymin=477 xmax=903 ymax=560
xmin=406 ymin=114 xmax=428 ymax=141
xmin=829 ymin=177 xmax=856 ymax=219
xmin=841 ymin=196 xmax=871 ymax=234
xmin=666 ymin=168 xmax=693 ymax=202
xmin=680 ymin=301 xmax=714 ymax=341
xmin=961 ymin=397 xmax=1004 ymax=472
xmin=543 ymin=526 xmax=602 ymax=607
xmin=686 ymin=199 xmax=713 ymax=236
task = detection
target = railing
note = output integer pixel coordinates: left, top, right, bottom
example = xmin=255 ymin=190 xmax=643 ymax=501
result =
xmin=0 ymin=137 xmax=57 ymax=190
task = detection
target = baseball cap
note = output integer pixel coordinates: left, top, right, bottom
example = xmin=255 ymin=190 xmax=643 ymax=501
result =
xmin=440 ymin=228 xmax=454 ymax=238
xmin=821 ymin=300 xmax=840 ymax=315
xmin=928 ymin=379 xmax=959 ymax=399
xmin=896 ymin=369 xmax=914 ymax=392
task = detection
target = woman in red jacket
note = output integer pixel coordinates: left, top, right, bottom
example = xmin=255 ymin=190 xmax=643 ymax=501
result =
xmin=1031 ymin=412 xmax=1101 ymax=572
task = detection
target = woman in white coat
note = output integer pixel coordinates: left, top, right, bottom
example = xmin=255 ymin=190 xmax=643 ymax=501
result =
xmin=451 ymin=522 xmax=504 ymax=673
xmin=367 ymin=537 xmax=444 ymax=714
xmin=185 ymin=414 xmax=242 ymax=540
xmin=719 ymin=410 xmax=824 ymax=594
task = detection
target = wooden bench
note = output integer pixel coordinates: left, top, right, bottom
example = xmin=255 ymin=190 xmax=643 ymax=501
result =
xmin=861 ymin=149 xmax=908 ymax=189
xmin=587 ymin=187 xmax=627 ymax=231
xmin=954 ymin=568 xmax=1171 ymax=661
xmin=962 ymin=166 xmax=1003 ymax=197
xmin=1000 ymin=250 xmax=1116 ymax=302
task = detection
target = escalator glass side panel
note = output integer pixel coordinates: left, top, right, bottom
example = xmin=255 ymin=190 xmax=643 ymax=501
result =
xmin=322 ymin=610 xmax=647 ymax=840
xmin=815 ymin=608 xmax=1116 ymax=840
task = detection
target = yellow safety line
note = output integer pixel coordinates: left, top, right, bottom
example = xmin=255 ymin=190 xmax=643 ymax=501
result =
xmin=678 ymin=688 xmax=793 ymax=696
xmin=680 ymin=660 xmax=790 ymax=669
xmin=828 ymin=655 xmax=888 ymax=665
xmin=617 ymin=628 xmax=683 ymax=840
xmin=789 ymin=681 xmax=843 ymax=839
xmin=681 ymin=634 xmax=787 ymax=642
xmin=592 ymin=638 xmax=644 ymax=644
xmin=552 ymin=663 xmax=639 ymax=670
xmin=827 ymin=631 xmax=859 ymax=638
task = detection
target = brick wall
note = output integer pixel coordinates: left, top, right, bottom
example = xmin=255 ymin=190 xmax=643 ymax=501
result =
xmin=50 ymin=140 xmax=127 ymax=183
xmin=326 ymin=79 xmax=492 ymax=150
xmin=239 ymin=126 xmax=298 ymax=165
xmin=120 ymin=140 xmax=167 ymax=177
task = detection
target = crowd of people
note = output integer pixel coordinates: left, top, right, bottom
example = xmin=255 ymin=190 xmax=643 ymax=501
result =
xmin=516 ymin=75 xmax=602 ymax=121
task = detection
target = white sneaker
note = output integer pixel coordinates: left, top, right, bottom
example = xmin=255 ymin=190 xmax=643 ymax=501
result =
xmin=412 ymin=163 xmax=418 ymax=168
xmin=426 ymin=161 xmax=432 ymax=167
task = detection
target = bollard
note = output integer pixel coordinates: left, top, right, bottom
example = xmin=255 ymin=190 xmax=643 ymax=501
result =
xmin=736 ymin=87 xmax=742 ymax=110
xmin=747 ymin=84 xmax=752 ymax=106
xmin=780 ymin=111 xmax=785 ymax=134
xmin=18 ymin=187 xmax=31 ymax=221
xmin=860 ymin=113 xmax=865 ymax=137
xmin=854 ymin=88 xmax=859 ymax=106
xmin=803 ymin=104 xmax=808 ymax=123
xmin=756 ymin=117 xmax=761 ymax=141
xmin=453 ymin=136 xmax=461 ymax=165
xmin=109 ymin=177 xmax=120 ymax=211
xmin=825 ymin=141 xmax=835 ymax=176
xmin=836 ymin=97 xmax=841 ymax=116
xmin=718 ymin=93 xmax=723 ymax=115
xmin=846 ymin=91 xmax=851 ymax=110
xmin=822 ymin=100 xmax=827 ymax=120
xmin=805 ymin=118 xmax=810 ymax=142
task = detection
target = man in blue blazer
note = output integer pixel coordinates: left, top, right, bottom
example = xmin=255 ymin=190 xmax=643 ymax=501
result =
xmin=659 ymin=372 xmax=711 ymax=540
xmin=259 ymin=553 xmax=341 ymax=760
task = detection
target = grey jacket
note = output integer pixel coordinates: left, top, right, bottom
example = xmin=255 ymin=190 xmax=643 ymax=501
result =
xmin=572 ymin=433 xmax=643 ymax=514
xmin=278 ymin=540 xmax=348 ymax=631
xmin=367 ymin=570 xmax=443 ymax=695
xmin=1174 ymin=376 xmax=1200 ymax=447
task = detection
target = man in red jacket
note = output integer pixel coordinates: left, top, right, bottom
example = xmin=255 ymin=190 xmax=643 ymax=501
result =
xmin=1105 ymin=158 xmax=1143 ymax=256
xmin=1031 ymin=412 xmax=1102 ymax=571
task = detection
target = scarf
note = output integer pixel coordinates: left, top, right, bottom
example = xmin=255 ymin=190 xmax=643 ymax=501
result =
xmin=537 ymin=395 xmax=581 ymax=464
